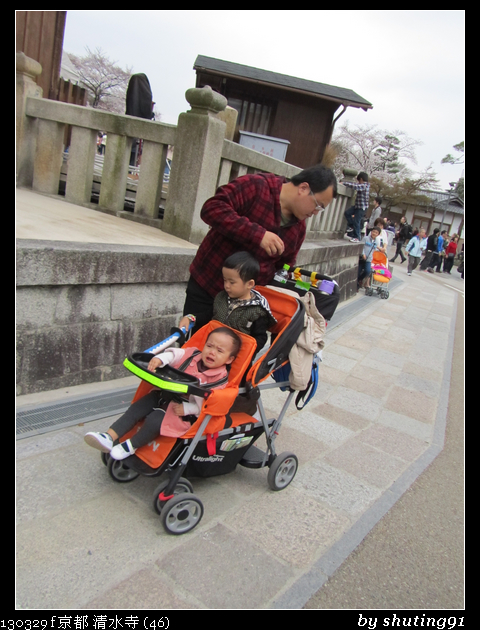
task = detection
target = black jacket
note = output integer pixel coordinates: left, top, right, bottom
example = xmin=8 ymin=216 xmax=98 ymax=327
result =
xmin=397 ymin=222 xmax=412 ymax=242
xmin=426 ymin=234 xmax=438 ymax=251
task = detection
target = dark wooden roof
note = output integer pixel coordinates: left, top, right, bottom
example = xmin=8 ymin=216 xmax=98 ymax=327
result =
xmin=421 ymin=190 xmax=464 ymax=216
xmin=194 ymin=55 xmax=373 ymax=111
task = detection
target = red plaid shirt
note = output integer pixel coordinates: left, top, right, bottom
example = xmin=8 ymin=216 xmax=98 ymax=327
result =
xmin=190 ymin=173 xmax=306 ymax=297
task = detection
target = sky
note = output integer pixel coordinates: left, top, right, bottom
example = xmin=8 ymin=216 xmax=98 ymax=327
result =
xmin=62 ymin=10 xmax=465 ymax=192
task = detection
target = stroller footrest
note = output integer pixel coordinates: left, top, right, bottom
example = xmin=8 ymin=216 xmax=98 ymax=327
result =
xmin=239 ymin=444 xmax=269 ymax=469
xmin=114 ymin=453 xmax=163 ymax=477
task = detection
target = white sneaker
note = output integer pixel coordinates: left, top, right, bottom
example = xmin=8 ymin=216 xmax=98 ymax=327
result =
xmin=84 ymin=431 xmax=113 ymax=453
xmin=110 ymin=439 xmax=136 ymax=460
xmin=349 ymin=238 xmax=360 ymax=243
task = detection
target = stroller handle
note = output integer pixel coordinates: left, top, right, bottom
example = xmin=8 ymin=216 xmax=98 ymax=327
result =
xmin=292 ymin=268 xmax=335 ymax=282
xmin=144 ymin=320 xmax=195 ymax=355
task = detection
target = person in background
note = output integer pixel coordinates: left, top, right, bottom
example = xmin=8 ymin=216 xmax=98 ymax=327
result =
xmin=428 ymin=230 xmax=447 ymax=273
xmin=343 ymin=171 xmax=370 ymax=243
xmin=390 ymin=217 xmax=411 ymax=264
xmin=406 ymin=228 xmax=427 ymax=276
xmin=373 ymin=218 xmax=388 ymax=254
xmin=443 ymin=236 xmax=458 ymax=274
xmin=366 ymin=197 xmax=382 ymax=235
xmin=358 ymin=225 xmax=381 ymax=290
xmin=420 ymin=229 xmax=439 ymax=270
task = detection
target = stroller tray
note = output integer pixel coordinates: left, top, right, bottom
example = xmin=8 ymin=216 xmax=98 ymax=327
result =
xmin=123 ymin=352 xmax=209 ymax=399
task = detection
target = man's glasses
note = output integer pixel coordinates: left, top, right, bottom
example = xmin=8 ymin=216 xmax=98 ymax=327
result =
xmin=309 ymin=189 xmax=325 ymax=213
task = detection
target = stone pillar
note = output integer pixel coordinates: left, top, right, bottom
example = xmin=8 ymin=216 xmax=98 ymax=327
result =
xmin=162 ymin=86 xmax=227 ymax=244
xmin=16 ymin=52 xmax=43 ymax=187
xmin=217 ymin=105 xmax=238 ymax=141
xmin=134 ymin=140 xmax=168 ymax=219
xmin=32 ymin=118 xmax=65 ymax=195
xmin=98 ymin=133 xmax=133 ymax=212
xmin=65 ymin=126 xmax=98 ymax=205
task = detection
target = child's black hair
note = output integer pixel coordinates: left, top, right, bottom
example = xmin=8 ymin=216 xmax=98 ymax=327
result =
xmin=223 ymin=251 xmax=260 ymax=283
xmin=207 ymin=327 xmax=242 ymax=358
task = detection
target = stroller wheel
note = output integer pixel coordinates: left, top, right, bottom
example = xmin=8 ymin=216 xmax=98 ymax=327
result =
xmin=268 ymin=452 xmax=298 ymax=491
xmin=107 ymin=457 xmax=140 ymax=483
xmin=152 ymin=477 xmax=194 ymax=514
xmin=160 ymin=493 xmax=204 ymax=535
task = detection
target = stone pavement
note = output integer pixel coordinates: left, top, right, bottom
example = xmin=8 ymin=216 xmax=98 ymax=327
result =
xmin=16 ymin=193 xmax=464 ymax=609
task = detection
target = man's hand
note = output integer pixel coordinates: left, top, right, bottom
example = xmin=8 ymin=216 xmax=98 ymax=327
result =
xmin=260 ymin=231 xmax=285 ymax=256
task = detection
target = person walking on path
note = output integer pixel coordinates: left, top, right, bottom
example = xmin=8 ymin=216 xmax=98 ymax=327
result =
xmin=390 ymin=217 xmax=411 ymax=264
xmin=406 ymin=228 xmax=426 ymax=276
xmin=443 ymin=236 xmax=458 ymax=274
xmin=420 ymin=229 xmax=439 ymax=270
xmin=428 ymin=230 xmax=447 ymax=273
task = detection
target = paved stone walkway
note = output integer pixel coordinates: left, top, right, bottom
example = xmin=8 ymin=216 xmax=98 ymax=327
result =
xmin=16 ymin=193 xmax=464 ymax=609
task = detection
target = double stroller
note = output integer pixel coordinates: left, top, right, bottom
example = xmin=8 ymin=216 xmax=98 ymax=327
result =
xmin=365 ymin=251 xmax=392 ymax=300
xmin=98 ymin=281 xmax=338 ymax=535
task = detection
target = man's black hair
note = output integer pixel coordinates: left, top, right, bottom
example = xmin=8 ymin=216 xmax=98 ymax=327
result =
xmin=223 ymin=251 xmax=260 ymax=283
xmin=357 ymin=171 xmax=369 ymax=182
xmin=207 ymin=327 xmax=242 ymax=358
xmin=375 ymin=196 xmax=382 ymax=205
xmin=290 ymin=164 xmax=338 ymax=198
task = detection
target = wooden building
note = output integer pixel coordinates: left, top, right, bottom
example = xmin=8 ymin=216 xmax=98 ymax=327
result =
xmin=16 ymin=11 xmax=86 ymax=106
xmin=194 ymin=55 xmax=373 ymax=169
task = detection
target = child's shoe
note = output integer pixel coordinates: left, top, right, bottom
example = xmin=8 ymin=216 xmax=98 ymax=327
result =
xmin=84 ymin=431 xmax=113 ymax=453
xmin=110 ymin=439 xmax=136 ymax=460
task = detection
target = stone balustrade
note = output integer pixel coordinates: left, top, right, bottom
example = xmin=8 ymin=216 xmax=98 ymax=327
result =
xmin=16 ymin=53 xmax=353 ymax=244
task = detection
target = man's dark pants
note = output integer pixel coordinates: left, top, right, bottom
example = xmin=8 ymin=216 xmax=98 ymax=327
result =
xmin=344 ymin=205 xmax=365 ymax=240
xmin=183 ymin=277 xmax=215 ymax=333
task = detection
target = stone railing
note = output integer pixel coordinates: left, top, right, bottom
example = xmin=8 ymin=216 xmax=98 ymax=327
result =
xmin=16 ymin=53 xmax=353 ymax=245
xmin=17 ymin=96 xmax=175 ymax=222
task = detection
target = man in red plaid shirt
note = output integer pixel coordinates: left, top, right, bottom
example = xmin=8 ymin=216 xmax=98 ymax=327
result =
xmin=183 ymin=165 xmax=337 ymax=330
